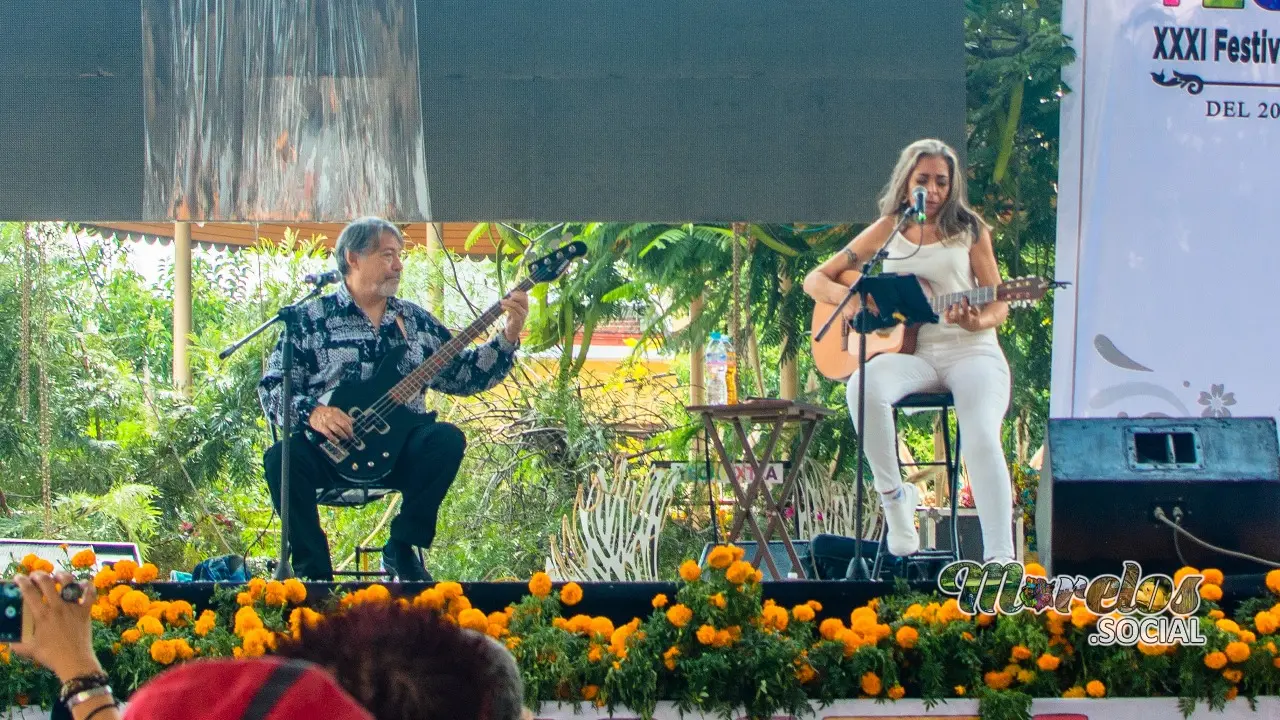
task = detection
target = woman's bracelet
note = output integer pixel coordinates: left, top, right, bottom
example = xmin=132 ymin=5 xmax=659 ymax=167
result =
xmin=59 ymin=673 xmax=110 ymax=703
xmin=64 ymin=685 xmax=114 ymax=710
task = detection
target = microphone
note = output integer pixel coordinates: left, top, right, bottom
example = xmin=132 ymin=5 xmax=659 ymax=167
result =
xmin=911 ymin=186 xmax=928 ymax=223
xmin=304 ymin=270 xmax=342 ymax=286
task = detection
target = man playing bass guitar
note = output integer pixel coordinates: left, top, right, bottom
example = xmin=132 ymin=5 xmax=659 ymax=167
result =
xmin=258 ymin=217 xmax=528 ymax=582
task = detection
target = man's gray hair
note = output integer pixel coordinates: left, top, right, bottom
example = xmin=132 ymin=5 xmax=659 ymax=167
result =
xmin=334 ymin=217 xmax=404 ymax=276
xmin=471 ymin=632 xmax=526 ymax=720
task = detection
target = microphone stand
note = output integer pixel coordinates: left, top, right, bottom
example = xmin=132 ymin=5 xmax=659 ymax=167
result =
xmin=220 ymin=279 xmax=333 ymax=581
xmin=813 ymin=203 xmax=921 ymax=582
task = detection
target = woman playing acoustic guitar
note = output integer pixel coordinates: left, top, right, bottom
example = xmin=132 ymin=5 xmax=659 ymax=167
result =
xmin=802 ymin=138 xmax=1016 ymax=566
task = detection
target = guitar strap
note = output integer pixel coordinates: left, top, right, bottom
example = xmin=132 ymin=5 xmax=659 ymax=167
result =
xmin=394 ymin=314 xmax=409 ymax=343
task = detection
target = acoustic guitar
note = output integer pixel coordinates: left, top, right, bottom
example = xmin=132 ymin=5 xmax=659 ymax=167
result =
xmin=310 ymin=241 xmax=588 ymax=482
xmin=810 ymin=272 xmax=1051 ymax=381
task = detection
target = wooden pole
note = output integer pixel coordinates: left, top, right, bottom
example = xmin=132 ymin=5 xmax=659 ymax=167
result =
xmin=173 ymin=221 xmax=193 ymax=392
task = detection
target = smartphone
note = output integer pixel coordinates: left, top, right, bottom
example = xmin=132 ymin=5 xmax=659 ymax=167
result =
xmin=0 ymin=581 xmax=33 ymax=644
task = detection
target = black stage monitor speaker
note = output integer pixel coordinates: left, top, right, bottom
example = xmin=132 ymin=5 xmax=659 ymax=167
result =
xmin=1037 ymin=417 xmax=1280 ymax=578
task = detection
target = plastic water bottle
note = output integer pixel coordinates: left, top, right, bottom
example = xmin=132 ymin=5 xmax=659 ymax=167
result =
xmin=723 ymin=334 xmax=738 ymax=405
xmin=705 ymin=332 xmax=727 ymax=405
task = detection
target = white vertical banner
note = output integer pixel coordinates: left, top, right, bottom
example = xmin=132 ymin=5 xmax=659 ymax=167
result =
xmin=1052 ymin=0 xmax=1280 ymax=423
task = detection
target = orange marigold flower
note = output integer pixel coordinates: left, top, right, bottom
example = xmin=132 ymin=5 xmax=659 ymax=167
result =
xmin=665 ymin=604 xmax=693 ymax=629
xmin=586 ymin=616 xmax=613 ymax=639
xmin=560 ymin=582 xmax=584 ymax=607
xmin=725 ymin=561 xmax=753 ymax=585
xmin=1240 ymin=630 xmax=1256 ymax=644
xmin=137 ymin=616 xmax=164 ymax=636
xmin=1024 ymin=562 xmax=1046 ymax=577
xmin=237 ymin=592 xmax=255 ymax=607
xmin=1137 ymin=642 xmax=1166 ymax=656
xmin=662 ymin=646 xmax=680 ymax=670
xmin=1225 ymin=641 xmax=1250 ymax=663
xmin=888 ymin=685 xmax=905 ymax=700
xmin=1216 ymin=618 xmax=1241 ymax=635
xmin=1209 ymin=609 xmax=1226 ymax=620
xmin=1037 ymin=653 xmax=1061 ymax=671
xmin=1223 ymin=668 xmax=1243 ymax=683
xmin=164 ymin=600 xmax=194 ymax=626
xmin=195 ymin=610 xmax=218 ymax=637
xmin=283 ymin=578 xmax=307 ymax=604
xmin=71 ymin=549 xmax=97 ymax=569
xmin=795 ymin=663 xmax=817 ymax=684
xmin=263 ymin=581 xmax=288 ymax=607
xmin=954 ymin=685 xmax=967 ymax=697
xmin=528 ymin=572 xmax=553 ymax=598
xmin=709 ymin=593 xmax=727 ymax=610
xmin=806 ymin=600 xmax=823 ymax=613
xmin=1204 ymin=651 xmax=1228 ymax=669
xmin=458 ymin=608 xmax=489 ymax=633
xmin=679 ymin=560 xmax=702 ymax=582
xmin=860 ymin=672 xmax=882 ymax=696
xmin=90 ymin=602 xmax=118 ymax=624
xmin=1201 ymin=584 xmax=1223 ymax=602
xmin=1086 ymin=680 xmax=1106 ymax=698
xmin=133 ymin=563 xmax=159 ymax=584
xmin=1255 ymin=611 xmax=1278 ymax=635
xmin=792 ymin=604 xmax=815 ymax=622
xmin=435 ymin=582 xmax=463 ymax=600
xmin=895 ymin=625 xmax=918 ymax=649
xmin=696 ymin=624 xmax=717 ymax=645
xmin=1265 ymin=569 xmax=1280 ymax=596
xmin=819 ymin=618 xmax=845 ymax=641
xmin=93 ymin=568 xmax=118 ymax=590
xmin=984 ymin=671 xmax=1013 ymax=690
xmin=120 ymin=590 xmax=150 ymax=618
xmin=107 ymin=584 xmax=131 ymax=607
xmin=1202 ymin=568 xmax=1225 ymax=586
xmin=1062 ymin=686 xmax=1086 ymax=698
xmin=121 ymin=629 xmax=142 ymax=644
xmin=706 ymin=546 xmax=735 ymax=569
xmin=234 ymin=606 xmax=264 ymax=637
xmin=1011 ymin=645 xmax=1033 ymax=661
xmin=150 ymin=639 xmax=176 ymax=665
xmin=652 ymin=594 xmax=669 ymax=609
xmin=414 ymin=588 xmax=446 ymax=611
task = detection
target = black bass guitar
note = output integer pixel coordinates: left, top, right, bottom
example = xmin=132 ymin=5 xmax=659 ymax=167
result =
xmin=311 ymin=241 xmax=588 ymax=481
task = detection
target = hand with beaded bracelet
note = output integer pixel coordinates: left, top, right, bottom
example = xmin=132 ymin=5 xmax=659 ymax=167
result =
xmin=11 ymin=571 xmax=121 ymax=720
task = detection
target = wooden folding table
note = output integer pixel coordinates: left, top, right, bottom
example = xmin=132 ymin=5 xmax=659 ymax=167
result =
xmin=686 ymin=399 xmax=833 ymax=580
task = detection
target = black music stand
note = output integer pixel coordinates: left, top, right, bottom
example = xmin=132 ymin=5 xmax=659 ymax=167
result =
xmin=843 ymin=272 xmax=938 ymax=580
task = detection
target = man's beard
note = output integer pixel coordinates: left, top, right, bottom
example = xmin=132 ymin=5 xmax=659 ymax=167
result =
xmin=376 ymin=277 xmax=400 ymax=297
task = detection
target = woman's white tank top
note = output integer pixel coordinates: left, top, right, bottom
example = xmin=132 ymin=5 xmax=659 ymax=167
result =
xmin=879 ymin=230 xmax=998 ymax=348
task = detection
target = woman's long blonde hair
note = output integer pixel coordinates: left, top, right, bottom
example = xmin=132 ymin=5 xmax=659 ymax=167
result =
xmin=876 ymin=138 xmax=988 ymax=246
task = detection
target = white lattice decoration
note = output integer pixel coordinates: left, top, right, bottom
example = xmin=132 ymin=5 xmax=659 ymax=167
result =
xmin=546 ymin=459 xmax=680 ymax=582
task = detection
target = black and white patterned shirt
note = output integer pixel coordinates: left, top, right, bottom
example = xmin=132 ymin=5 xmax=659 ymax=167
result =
xmin=258 ymin=282 xmax=519 ymax=429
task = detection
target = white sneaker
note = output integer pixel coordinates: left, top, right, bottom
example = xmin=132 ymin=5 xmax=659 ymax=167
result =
xmin=882 ymin=483 xmax=920 ymax=556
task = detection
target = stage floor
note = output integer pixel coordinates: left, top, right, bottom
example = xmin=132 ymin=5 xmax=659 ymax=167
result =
xmin=142 ymin=572 xmax=1271 ymax=621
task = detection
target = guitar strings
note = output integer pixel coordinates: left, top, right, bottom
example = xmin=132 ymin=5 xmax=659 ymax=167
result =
xmin=321 ymin=280 xmax=529 ymax=459
xmin=324 ymin=301 xmax=501 ymax=455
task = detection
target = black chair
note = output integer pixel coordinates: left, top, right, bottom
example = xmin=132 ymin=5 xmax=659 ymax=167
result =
xmin=266 ymin=419 xmax=398 ymax=580
xmin=870 ymin=392 xmax=962 ymax=582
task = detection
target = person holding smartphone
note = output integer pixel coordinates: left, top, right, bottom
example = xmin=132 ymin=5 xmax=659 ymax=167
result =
xmin=8 ymin=571 xmax=121 ymax=720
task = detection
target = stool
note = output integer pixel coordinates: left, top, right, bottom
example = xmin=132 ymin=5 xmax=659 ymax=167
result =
xmin=871 ymin=392 xmax=962 ymax=581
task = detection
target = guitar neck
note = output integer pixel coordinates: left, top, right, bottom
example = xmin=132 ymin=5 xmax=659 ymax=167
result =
xmin=928 ymin=286 xmax=999 ymax=313
xmin=388 ymin=277 xmax=534 ymax=403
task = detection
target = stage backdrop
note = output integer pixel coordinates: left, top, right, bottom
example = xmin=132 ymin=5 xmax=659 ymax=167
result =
xmin=1051 ymin=0 xmax=1280 ymax=425
xmin=0 ymin=0 xmax=965 ymax=223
